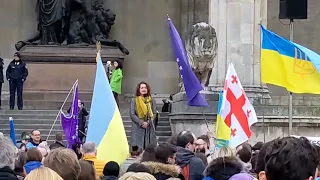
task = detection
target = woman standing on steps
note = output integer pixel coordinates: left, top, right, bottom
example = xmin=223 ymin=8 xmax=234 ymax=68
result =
xmin=130 ymin=81 xmax=157 ymax=149
xmin=0 ymin=57 xmax=3 ymax=110
xmin=109 ymin=60 xmax=123 ymax=107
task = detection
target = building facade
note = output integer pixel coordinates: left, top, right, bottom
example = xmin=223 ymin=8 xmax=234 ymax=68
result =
xmin=0 ymin=0 xmax=319 ymax=97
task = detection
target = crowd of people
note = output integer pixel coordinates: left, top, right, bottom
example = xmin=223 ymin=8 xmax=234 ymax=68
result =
xmin=1 ymin=128 xmax=320 ymax=180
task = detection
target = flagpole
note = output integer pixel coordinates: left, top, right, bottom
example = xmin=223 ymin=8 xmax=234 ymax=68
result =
xmin=46 ymin=80 xmax=78 ymax=141
xmin=288 ymin=19 xmax=294 ymax=136
xmin=259 ymin=22 xmax=266 ymax=143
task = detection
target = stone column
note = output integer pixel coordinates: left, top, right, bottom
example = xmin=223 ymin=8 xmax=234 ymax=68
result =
xmin=208 ymin=0 xmax=269 ymax=99
xmin=180 ymin=0 xmax=209 ymax=39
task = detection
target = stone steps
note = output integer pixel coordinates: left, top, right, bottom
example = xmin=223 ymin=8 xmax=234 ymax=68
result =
xmin=0 ymin=110 xmax=172 ymax=145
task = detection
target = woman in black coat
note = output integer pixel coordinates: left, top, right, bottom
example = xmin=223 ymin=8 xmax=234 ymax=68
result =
xmin=0 ymin=58 xmax=4 ymax=109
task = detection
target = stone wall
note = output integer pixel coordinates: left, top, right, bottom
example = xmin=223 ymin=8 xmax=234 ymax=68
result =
xmin=1 ymin=0 xmax=320 ymax=96
xmin=170 ymin=116 xmax=320 ymax=145
xmin=0 ymin=0 xmax=37 ymax=90
xmin=267 ymin=0 xmax=320 ymax=97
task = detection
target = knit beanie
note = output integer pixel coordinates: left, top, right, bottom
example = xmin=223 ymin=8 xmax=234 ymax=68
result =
xmin=118 ymin=172 xmax=156 ymax=180
xmin=229 ymin=173 xmax=255 ymax=180
xmin=37 ymin=142 xmax=50 ymax=157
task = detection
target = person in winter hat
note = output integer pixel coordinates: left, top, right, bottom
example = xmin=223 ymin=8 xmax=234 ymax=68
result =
xmin=229 ymin=173 xmax=255 ymax=180
xmin=37 ymin=141 xmax=50 ymax=161
xmin=101 ymin=161 xmax=120 ymax=180
xmin=203 ymin=156 xmax=242 ymax=180
xmin=119 ymin=172 xmax=156 ymax=180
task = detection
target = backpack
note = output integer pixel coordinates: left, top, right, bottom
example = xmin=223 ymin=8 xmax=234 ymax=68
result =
xmin=181 ymin=164 xmax=190 ymax=180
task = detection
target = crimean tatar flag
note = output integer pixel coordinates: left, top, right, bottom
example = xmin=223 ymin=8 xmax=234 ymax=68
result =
xmin=220 ymin=63 xmax=258 ymax=148
xmin=261 ymin=25 xmax=320 ymax=94
xmin=86 ymin=51 xmax=129 ymax=164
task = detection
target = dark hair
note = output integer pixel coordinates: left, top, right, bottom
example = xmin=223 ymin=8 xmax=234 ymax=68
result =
xmin=252 ymin=142 xmax=264 ymax=151
xmin=237 ymin=143 xmax=252 ymax=163
xmin=26 ymin=148 xmax=43 ymax=162
xmin=113 ymin=60 xmax=123 ymax=69
xmin=204 ymin=156 xmax=243 ymax=180
xmin=140 ymin=144 xmax=157 ymax=162
xmin=154 ymin=143 xmax=176 ymax=164
xmin=0 ymin=57 xmax=3 ymax=66
xmin=265 ymin=137 xmax=319 ymax=180
xmin=131 ymin=146 xmax=143 ymax=157
xmin=126 ymin=163 xmax=151 ymax=174
xmin=250 ymin=153 xmax=258 ymax=173
xmin=103 ymin=161 xmax=120 ymax=177
xmin=135 ymin=81 xmax=151 ymax=97
xmin=55 ymin=132 xmax=63 ymax=141
xmin=169 ymin=94 xmax=174 ymax=101
xmin=255 ymin=140 xmax=273 ymax=174
xmin=195 ymin=152 xmax=208 ymax=166
xmin=31 ymin=129 xmax=40 ymax=135
xmin=176 ymin=131 xmax=194 ymax=148
xmin=78 ymin=160 xmax=96 ymax=180
xmin=166 ymin=135 xmax=177 ymax=146
xmin=198 ymin=135 xmax=210 ymax=149
xmin=14 ymin=52 xmax=21 ymax=59
xmin=21 ymin=132 xmax=28 ymax=139
xmin=14 ymin=152 xmax=27 ymax=175
xmin=19 ymin=143 xmax=27 ymax=151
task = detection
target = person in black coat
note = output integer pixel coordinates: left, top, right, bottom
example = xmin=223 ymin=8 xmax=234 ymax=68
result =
xmin=6 ymin=52 xmax=28 ymax=110
xmin=0 ymin=57 xmax=4 ymax=109
xmin=68 ymin=100 xmax=89 ymax=143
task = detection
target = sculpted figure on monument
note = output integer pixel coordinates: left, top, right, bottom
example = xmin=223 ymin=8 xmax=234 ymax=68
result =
xmin=15 ymin=0 xmax=129 ymax=55
xmin=184 ymin=22 xmax=218 ymax=89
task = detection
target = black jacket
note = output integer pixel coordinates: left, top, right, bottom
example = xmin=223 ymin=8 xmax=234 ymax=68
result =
xmin=49 ymin=141 xmax=66 ymax=150
xmin=6 ymin=60 xmax=28 ymax=81
xmin=0 ymin=59 xmax=3 ymax=83
xmin=67 ymin=107 xmax=89 ymax=129
xmin=0 ymin=167 xmax=19 ymax=180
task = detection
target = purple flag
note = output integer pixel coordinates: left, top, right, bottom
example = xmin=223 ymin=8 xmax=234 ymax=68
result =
xmin=167 ymin=17 xmax=209 ymax=107
xmin=60 ymin=81 xmax=79 ymax=148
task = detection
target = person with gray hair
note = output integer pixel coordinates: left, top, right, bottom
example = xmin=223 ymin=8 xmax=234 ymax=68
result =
xmin=81 ymin=142 xmax=106 ymax=177
xmin=0 ymin=133 xmax=19 ymax=179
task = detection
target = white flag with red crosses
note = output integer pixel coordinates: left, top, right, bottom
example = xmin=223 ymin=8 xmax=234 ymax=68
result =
xmin=220 ymin=63 xmax=258 ymax=148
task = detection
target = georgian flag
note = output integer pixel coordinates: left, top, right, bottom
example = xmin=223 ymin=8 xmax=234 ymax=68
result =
xmin=220 ymin=63 xmax=258 ymax=148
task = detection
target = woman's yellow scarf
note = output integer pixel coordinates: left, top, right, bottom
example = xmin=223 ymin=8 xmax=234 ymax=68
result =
xmin=136 ymin=96 xmax=154 ymax=121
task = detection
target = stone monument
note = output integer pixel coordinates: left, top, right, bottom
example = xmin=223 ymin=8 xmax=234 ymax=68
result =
xmin=170 ymin=22 xmax=220 ymax=135
xmin=14 ymin=0 xmax=128 ymax=91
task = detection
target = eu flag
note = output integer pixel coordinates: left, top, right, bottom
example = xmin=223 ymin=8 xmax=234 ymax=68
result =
xmin=167 ymin=17 xmax=208 ymax=107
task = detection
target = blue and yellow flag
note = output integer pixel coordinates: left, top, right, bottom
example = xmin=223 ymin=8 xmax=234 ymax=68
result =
xmin=86 ymin=52 xmax=129 ymax=164
xmin=215 ymin=91 xmax=230 ymax=148
xmin=261 ymin=25 xmax=320 ymax=94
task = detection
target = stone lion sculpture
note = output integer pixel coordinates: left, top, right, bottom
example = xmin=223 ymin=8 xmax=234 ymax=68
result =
xmin=184 ymin=22 xmax=218 ymax=88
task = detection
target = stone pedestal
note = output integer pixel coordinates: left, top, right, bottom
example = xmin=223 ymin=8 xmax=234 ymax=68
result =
xmin=169 ymin=91 xmax=219 ymax=135
xmin=208 ymin=0 xmax=269 ymax=100
xmin=19 ymin=45 xmax=125 ymax=91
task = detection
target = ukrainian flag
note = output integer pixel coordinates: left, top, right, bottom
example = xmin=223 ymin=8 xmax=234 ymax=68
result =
xmin=86 ymin=51 xmax=129 ymax=164
xmin=261 ymin=25 xmax=320 ymax=94
xmin=215 ymin=91 xmax=230 ymax=148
